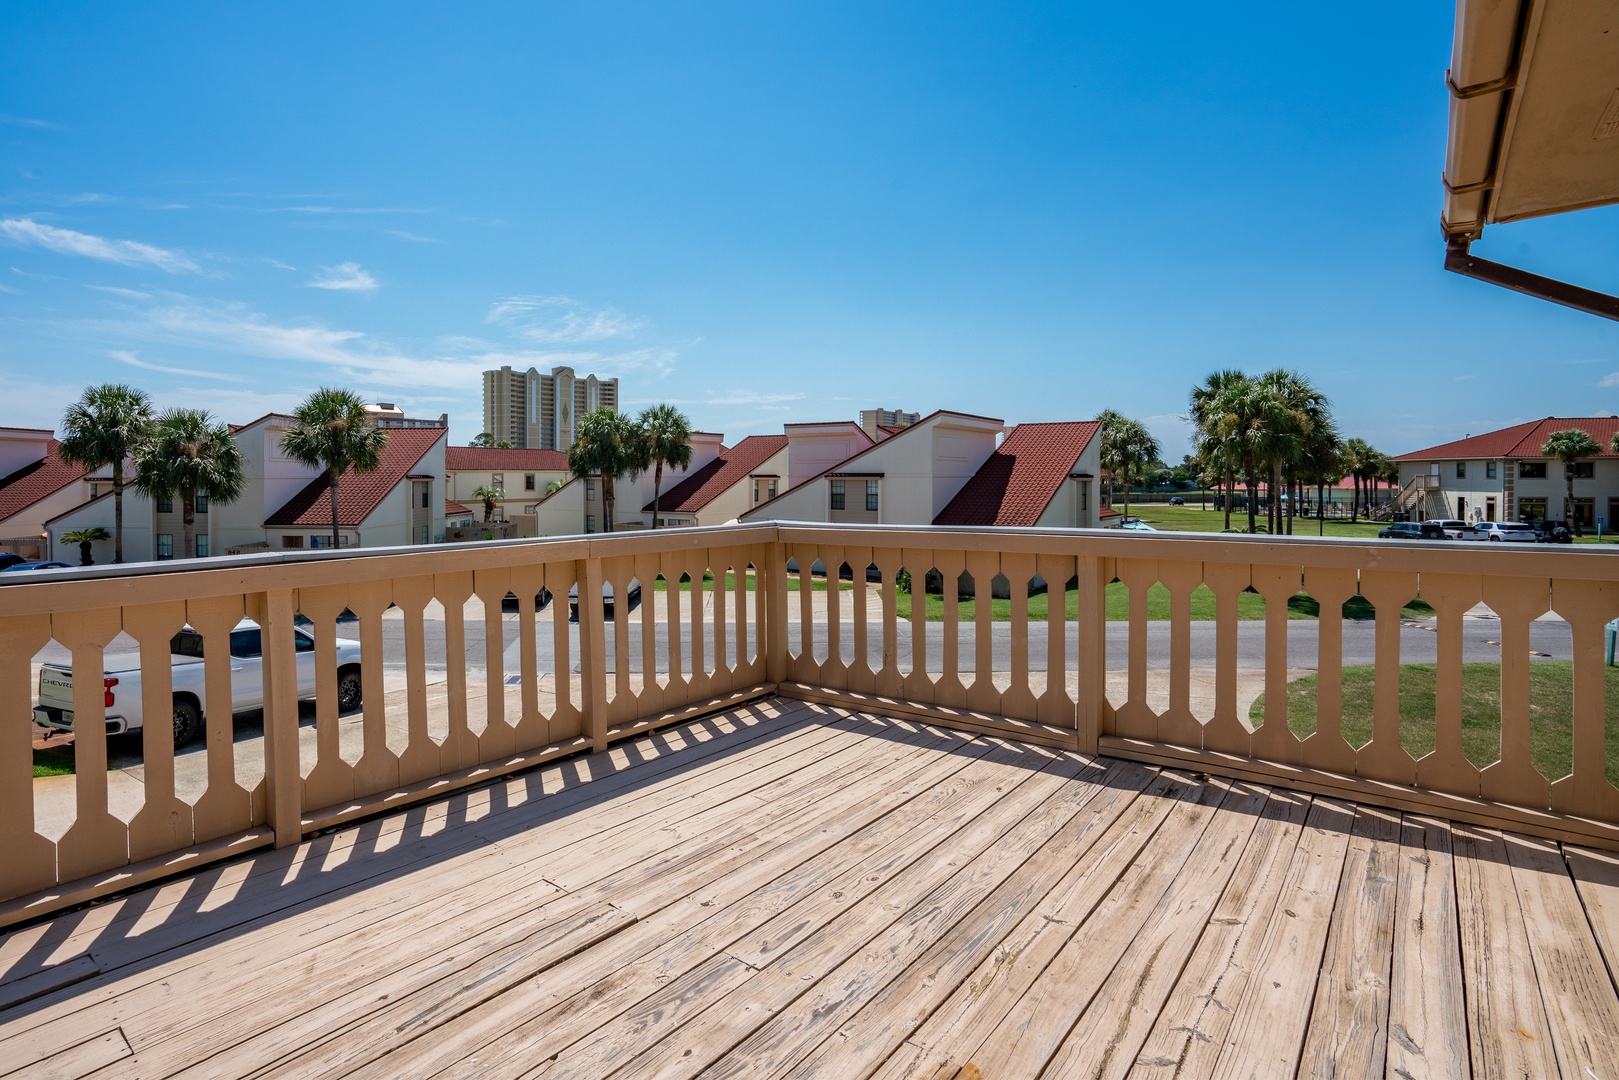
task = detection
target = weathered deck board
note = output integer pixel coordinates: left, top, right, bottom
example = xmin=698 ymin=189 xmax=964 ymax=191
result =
xmin=3 ymin=698 xmax=1619 ymax=1080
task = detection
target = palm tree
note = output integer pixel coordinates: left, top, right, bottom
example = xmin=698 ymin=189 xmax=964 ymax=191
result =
xmin=469 ymin=432 xmax=496 ymax=448
xmin=61 ymin=527 xmax=109 ymax=566
xmin=472 ymin=484 xmax=503 ymax=523
xmin=639 ymin=404 xmax=693 ymax=529
xmin=544 ymin=478 xmax=565 ymax=496
xmin=58 ymin=384 xmax=154 ymax=563
xmin=1258 ymin=369 xmax=1330 ymax=535
xmin=1189 ymin=370 xmax=1249 ymax=528
xmin=1097 ymin=410 xmax=1160 ymax=520
xmin=567 ymin=408 xmax=646 ymax=533
xmin=1544 ymin=428 xmax=1602 ymax=535
xmin=1341 ymin=438 xmax=1372 ymax=522
xmin=280 ymin=388 xmax=390 ymax=549
xmin=134 ymin=410 xmax=246 ymax=559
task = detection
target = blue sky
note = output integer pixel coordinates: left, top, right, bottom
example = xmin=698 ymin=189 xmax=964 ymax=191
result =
xmin=2 ymin=2 xmax=1616 ymax=461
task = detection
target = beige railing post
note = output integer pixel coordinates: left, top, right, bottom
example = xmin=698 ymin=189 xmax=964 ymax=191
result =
xmin=766 ymin=536 xmax=788 ymax=684
xmin=578 ymin=555 xmax=610 ymax=752
xmin=1075 ymin=554 xmax=1106 ymax=754
xmin=253 ymin=588 xmax=304 ymax=849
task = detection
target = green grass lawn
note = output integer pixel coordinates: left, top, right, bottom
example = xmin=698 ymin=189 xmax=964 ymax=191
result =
xmin=33 ymin=749 xmax=73 ymax=778
xmin=1250 ymin=661 xmax=1619 ymax=786
xmin=893 ymin=584 xmax=1433 ymax=623
xmin=1121 ymin=502 xmax=1389 ymax=540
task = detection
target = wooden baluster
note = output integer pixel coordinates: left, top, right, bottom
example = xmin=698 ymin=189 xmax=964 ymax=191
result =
xmin=1113 ymin=557 xmax=1157 ymax=739
xmin=295 ymin=587 xmax=352 ymax=812
xmin=749 ymin=545 xmax=769 ymax=680
xmin=183 ymin=596 xmax=256 ymax=837
xmin=635 ymin=552 xmax=663 ymax=717
xmin=505 ymin=564 xmax=546 ymax=751
xmin=732 ymin=550 xmax=749 ymax=678
xmin=393 ymin=575 xmax=441 ymax=784
xmin=822 ymin=545 xmax=846 ymax=689
xmin=473 ymin=567 xmax=516 ymax=764
xmin=934 ymin=549 xmax=967 ymax=710
xmin=1300 ymin=567 xmax=1358 ymax=777
xmin=253 ymin=589 xmax=303 ymax=850
xmin=902 ymin=548 xmax=934 ymax=706
xmin=767 ymin=543 xmax=789 ymax=686
xmin=666 ymin=552 xmax=688 ymax=694
xmin=54 ymin=607 xmax=127 ymax=882
xmin=1357 ymin=570 xmax=1422 ymax=785
xmin=345 ymin=579 xmax=400 ymax=795
xmin=709 ymin=551 xmax=730 ymax=693
xmin=965 ymin=550 xmax=1001 ymax=715
xmin=1250 ymin=564 xmax=1303 ymax=765
xmin=579 ymin=556 xmax=609 ymax=752
xmin=125 ymin=601 xmax=194 ymax=862
xmin=1415 ymin=572 xmax=1482 ymax=798
xmin=546 ymin=561 xmax=583 ymax=742
xmin=434 ymin=571 xmax=479 ymax=772
xmin=689 ymin=551 xmax=711 ymax=702
xmin=1200 ymin=561 xmax=1251 ymax=756
xmin=1157 ymin=560 xmax=1202 ymax=748
xmin=1551 ymin=579 xmax=1619 ymax=821
xmin=1001 ymin=551 xmax=1038 ymax=721
xmin=846 ymin=544 xmax=875 ymax=694
xmin=1075 ymin=554 xmax=1107 ymax=754
xmin=0 ymin=613 xmax=57 ymax=899
xmin=873 ymin=546 xmax=903 ymax=698
xmin=1479 ymin=577 xmax=1553 ymax=807
xmin=1035 ymin=552 xmax=1076 ymax=730
xmin=604 ymin=555 xmax=635 ymax=723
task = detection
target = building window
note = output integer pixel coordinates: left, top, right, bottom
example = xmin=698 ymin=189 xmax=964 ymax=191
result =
xmin=195 ymin=535 xmax=209 ymax=558
xmin=1484 ymin=462 xmax=1496 ymax=479
xmin=768 ymin=479 xmax=777 ymax=500
xmin=493 ymin=473 xmax=504 ymax=487
xmin=1080 ymin=485 xmax=1088 ymax=512
xmin=585 ymin=514 xmax=595 ymax=533
xmin=830 ymin=479 xmax=846 ymax=511
xmin=866 ymin=479 xmax=880 ymax=512
xmin=282 ymin=535 xmax=305 ymax=549
xmin=157 ymin=534 xmax=173 ymax=559
xmin=157 ymin=496 xmax=174 ymax=513
xmin=421 ymin=486 xmax=430 ymax=509
xmin=1518 ymin=497 xmax=1547 ymax=522
xmin=1519 ymin=461 xmax=1547 ymax=478
xmin=1455 ymin=462 xmax=1466 ymax=479
xmin=525 ymin=474 xmax=536 ymax=491
xmin=195 ymin=490 xmax=209 ymax=513
xmin=1573 ymin=461 xmax=1596 ymax=479
xmin=88 ymin=483 xmax=99 ymax=499
xmin=586 ymin=481 xmax=595 ymax=501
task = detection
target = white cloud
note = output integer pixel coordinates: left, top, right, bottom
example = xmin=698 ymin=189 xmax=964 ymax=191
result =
xmin=0 ymin=114 xmax=57 ymax=129
xmin=485 ymin=295 xmax=640 ymax=344
xmin=86 ymin=285 xmax=152 ymax=299
xmin=0 ymin=218 xmax=198 ymax=273
xmin=110 ymin=349 xmax=241 ymax=381
xmin=263 ymin=258 xmax=297 ymax=271
xmin=308 ymin=262 xmax=379 ymax=293
xmin=386 ymin=229 xmax=440 ymax=244
xmin=1599 ymin=372 xmax=1619 ymax=388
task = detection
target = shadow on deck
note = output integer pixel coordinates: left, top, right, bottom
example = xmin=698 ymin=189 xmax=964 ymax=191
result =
xmin=3 ymin=697 xmax=1619 ymax=1078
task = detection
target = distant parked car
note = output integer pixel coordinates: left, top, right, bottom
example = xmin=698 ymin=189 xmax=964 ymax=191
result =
xmin=1168 ymin=496 xmax=1185 ymax=506
xmin=0 ymin=553 xmax=25 ymax=571
xmin=1423 ymin=519 xmax=1467 ymax=539
xmin=1462 ymin=522 xmax=1537 ymax=542
xmin=0 ymin=560 xmax=72 ymax=572
xmin=1378 ymin=522 xmax=1445 ymax=540
xmin=1532 ymin=519 xmax=1574 ymax=544
xmin=502 ymin=588 xmax=554 ymax=613
xmin=569 ymin=580 xmax=642 ymax=621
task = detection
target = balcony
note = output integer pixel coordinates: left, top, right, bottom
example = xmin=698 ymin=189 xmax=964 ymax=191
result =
xmin=3 ymin=523 xmax=1619 ymax=1076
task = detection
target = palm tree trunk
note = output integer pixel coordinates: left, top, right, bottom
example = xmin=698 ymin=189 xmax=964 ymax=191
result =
xmin=1286 ymin=467 xmax=1295 ymax=535
xmin=1244 ymin=455 xmax=1258 ymax=534
xmin=182 ymin=489 xmax=195 ymax=559
xmin=112 ymin=472 xmax=125 ymax=563
xmin=1318 ymin=481 xmax=1326 ymax=535
xmin=651 ymin=461 xmax=663 ymax=529
xmin=603 ymin=475 xmax=615 ymax=533
xmin=1569 ymin=468 xmax=1580 ymax=536
xmin=1223 ymin=464 xmax=1233 ymax=530
xmin=329 ymin=470 xmax=342 ymax=549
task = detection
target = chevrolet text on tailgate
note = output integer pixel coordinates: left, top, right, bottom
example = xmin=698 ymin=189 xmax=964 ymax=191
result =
xmin=33 ymin=619 xmax=364 ymax=747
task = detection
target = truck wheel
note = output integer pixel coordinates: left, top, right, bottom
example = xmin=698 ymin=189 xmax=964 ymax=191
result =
xmin=173 ymin=697 xmax=203 ymax=748
xmin=337 ymin=667 xmax=363 ymax=713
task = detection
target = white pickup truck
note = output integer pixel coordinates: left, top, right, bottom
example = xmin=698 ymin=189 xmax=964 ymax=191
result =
xmin=33 ymin=619 xmax=364 ymax=747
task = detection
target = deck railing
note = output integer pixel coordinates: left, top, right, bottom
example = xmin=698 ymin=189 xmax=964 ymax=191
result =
xmin=4 ymin=522 xmax=1618 ymax=926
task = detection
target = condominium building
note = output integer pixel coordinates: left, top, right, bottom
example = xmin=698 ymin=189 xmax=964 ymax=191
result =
xmin=859 ymin=408 xmax=922 ymax=440
xmin=481 ymin=365 xmax=619 ymax=450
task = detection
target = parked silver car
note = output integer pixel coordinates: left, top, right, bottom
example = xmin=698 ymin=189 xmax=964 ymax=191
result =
xmin=1460 ymin=521 xmax=1537 ymax=542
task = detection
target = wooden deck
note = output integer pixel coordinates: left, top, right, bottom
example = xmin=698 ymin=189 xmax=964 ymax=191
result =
xmin=4 ymin=698 xmax=1619 ymax=1078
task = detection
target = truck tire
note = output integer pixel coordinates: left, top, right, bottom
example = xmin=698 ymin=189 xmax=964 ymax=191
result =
xmin=173 ymin=697 xmax=203 ymax=748
xmin=337 ymin=666 xmax=363 ymax=713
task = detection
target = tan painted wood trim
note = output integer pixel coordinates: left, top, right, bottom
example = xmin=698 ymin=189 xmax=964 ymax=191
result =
xmin=777 ymin=683 xmax=1081 ymax=751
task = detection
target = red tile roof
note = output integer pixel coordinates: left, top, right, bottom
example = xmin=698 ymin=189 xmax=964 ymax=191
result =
xmin=445 ymin=446 xmax=570 ymax=471
xmin=265 ymin=428 xmax=444 ymax=528
xmin=933 ymin=421 xmax=1101 ymax=527
xmin=445 ymin=499 xmax=472 ymax=515
xmin=1393 ymin=418 xmax=1619 ymax=462
xmin=0 ymin=441 xmax=90 ymax=523
xmin=643 ymin=435 xmax=788 ymax=514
